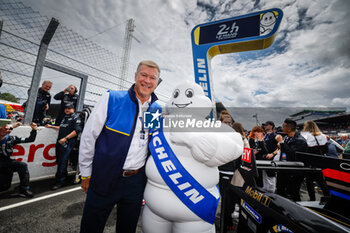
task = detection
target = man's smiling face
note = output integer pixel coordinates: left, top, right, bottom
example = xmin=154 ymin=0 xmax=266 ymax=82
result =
xmin=134 ymin=64 xmax=159 ymax=101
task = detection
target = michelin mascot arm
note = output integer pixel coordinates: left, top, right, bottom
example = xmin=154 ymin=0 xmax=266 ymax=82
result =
xmin=170 ymin=128 xmax=243 ymax=166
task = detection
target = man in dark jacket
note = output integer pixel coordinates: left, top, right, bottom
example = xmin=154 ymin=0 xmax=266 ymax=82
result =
xmin=0 ymin=122 xmax=38 ymax=197
xmin=259 ymin=121 xmax=279 ymax=192
xmin=54 ymin=85 xmax=79 ymax=126
xmin=32 ymin=80 xmax=52 ymax=125
xmin=275 ymin=118 xmax=307 ymax=201
xmin=45 ymin=103 xmax=82 ymax=190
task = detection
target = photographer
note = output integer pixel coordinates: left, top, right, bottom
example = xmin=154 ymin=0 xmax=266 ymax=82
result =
xmin=0 ymin=122 xmax=38 ymax=198
xmin=54 ymin=84 xmax=79 ymax=126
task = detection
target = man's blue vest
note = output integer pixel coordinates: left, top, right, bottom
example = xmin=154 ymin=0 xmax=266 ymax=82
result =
xmin=90 ymin=85 xmax=161 ymax=195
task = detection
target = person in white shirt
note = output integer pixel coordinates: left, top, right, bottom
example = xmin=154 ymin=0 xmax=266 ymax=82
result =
xmin=79 ymin=60 xmax=161 ymax=233
xmin=301 ymin=120 xmax=330 ymax=201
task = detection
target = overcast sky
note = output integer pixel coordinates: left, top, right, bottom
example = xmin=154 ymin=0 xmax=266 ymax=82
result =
xmin=25 ymin=0 xmax=350 ymax=128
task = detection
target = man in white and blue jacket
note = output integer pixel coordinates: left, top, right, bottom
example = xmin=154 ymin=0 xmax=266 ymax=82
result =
xmin=79 ymin=60 xmax=161 ymax=233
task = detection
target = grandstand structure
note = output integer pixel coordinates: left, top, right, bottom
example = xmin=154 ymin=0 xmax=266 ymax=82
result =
xmin=291 ymin=108 xmax=350 ymax=136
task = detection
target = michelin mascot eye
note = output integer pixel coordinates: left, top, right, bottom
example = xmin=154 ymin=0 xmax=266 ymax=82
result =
xmin=173 ymin=89 xmax=180 ymax=98
xmin=142 ymin=81 xmax=244 ymax=233
xmin=185 ymin=88 xmax=194 ymax=98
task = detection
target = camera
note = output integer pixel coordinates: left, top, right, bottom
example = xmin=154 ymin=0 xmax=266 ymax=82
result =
xmin=66 ymin=87 xmax=71 ymax=92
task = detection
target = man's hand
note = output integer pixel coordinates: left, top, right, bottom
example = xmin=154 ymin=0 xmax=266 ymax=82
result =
xmin=275 ymin=135 xmax=283 ymax=148
xmin=265 ymin=153 xmax=274 ymax=160
xmin=45 ymin=124 xmax=60 ymax=131
xmin=29 ymin=122 xmax=37 ymax=130
xmin=81 ymin=178 xmax=90 ymax=194
xmin=45 ymin=104 xmax=49 ymax=111
xmin=12 ymin=122 xmax=23 ymax=129
xmin=59 ymin=137 xmax=67 ymax=145
xmin=275 ymin=134 xmax=283 ymax=143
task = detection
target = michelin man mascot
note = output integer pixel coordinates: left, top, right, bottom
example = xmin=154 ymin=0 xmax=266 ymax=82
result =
xmin=142 ymin=81 xmax=243 ymax=233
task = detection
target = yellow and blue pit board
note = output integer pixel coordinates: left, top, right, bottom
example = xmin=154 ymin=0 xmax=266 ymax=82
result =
xmin=191 ymin=8 xmax=283 ymax=114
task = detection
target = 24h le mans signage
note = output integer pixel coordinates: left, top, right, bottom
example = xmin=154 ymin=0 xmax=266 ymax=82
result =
xmin=191 ymin=8 xmax=283 ymax=106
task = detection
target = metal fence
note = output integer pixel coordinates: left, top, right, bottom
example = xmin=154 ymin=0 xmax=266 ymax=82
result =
xmin=0 ymin=0 xmax=131 ymax=110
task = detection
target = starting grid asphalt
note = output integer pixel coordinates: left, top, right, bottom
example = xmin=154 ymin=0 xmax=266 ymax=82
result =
xmin=0 ymin=186 xmax=81 ymax=212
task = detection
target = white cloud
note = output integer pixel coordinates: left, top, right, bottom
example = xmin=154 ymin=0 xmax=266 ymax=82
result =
xmin=22 ymin=0 xmax=350 ymax=111
xmin=332 ymin=97 xmax=350 ymax=106
xmin=210 ymin=0 xmax=349 ymax=114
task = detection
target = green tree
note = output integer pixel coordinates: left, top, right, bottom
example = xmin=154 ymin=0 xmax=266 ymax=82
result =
xmin=0 ymin=92 xmax=19 ymax=103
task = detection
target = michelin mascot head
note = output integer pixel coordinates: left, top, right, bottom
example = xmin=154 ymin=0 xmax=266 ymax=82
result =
xmin=166 ymin=81 xmax=212 ymax=117
xmin=142 ymin=81 xmax=243 ymax=233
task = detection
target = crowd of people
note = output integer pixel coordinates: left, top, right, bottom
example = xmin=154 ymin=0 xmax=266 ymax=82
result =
xmin=217 ymin=110 xmax=350 ymax=230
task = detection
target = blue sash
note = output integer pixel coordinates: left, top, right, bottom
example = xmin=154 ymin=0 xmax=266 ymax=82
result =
xmin=149 ymin=129 xmax=219 ymax=224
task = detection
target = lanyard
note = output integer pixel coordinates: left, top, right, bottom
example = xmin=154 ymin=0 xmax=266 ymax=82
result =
xmin=284 ymin=136 xmax=294 ymax=144
xmin=139 ymin=116 xmax=145 ymax=140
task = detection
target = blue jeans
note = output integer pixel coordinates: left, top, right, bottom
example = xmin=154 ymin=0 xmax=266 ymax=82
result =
xmin=55 ymin=141 xmax=74 ymax=184
xmin=80 ymin=168 xmax=146 ymax=233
